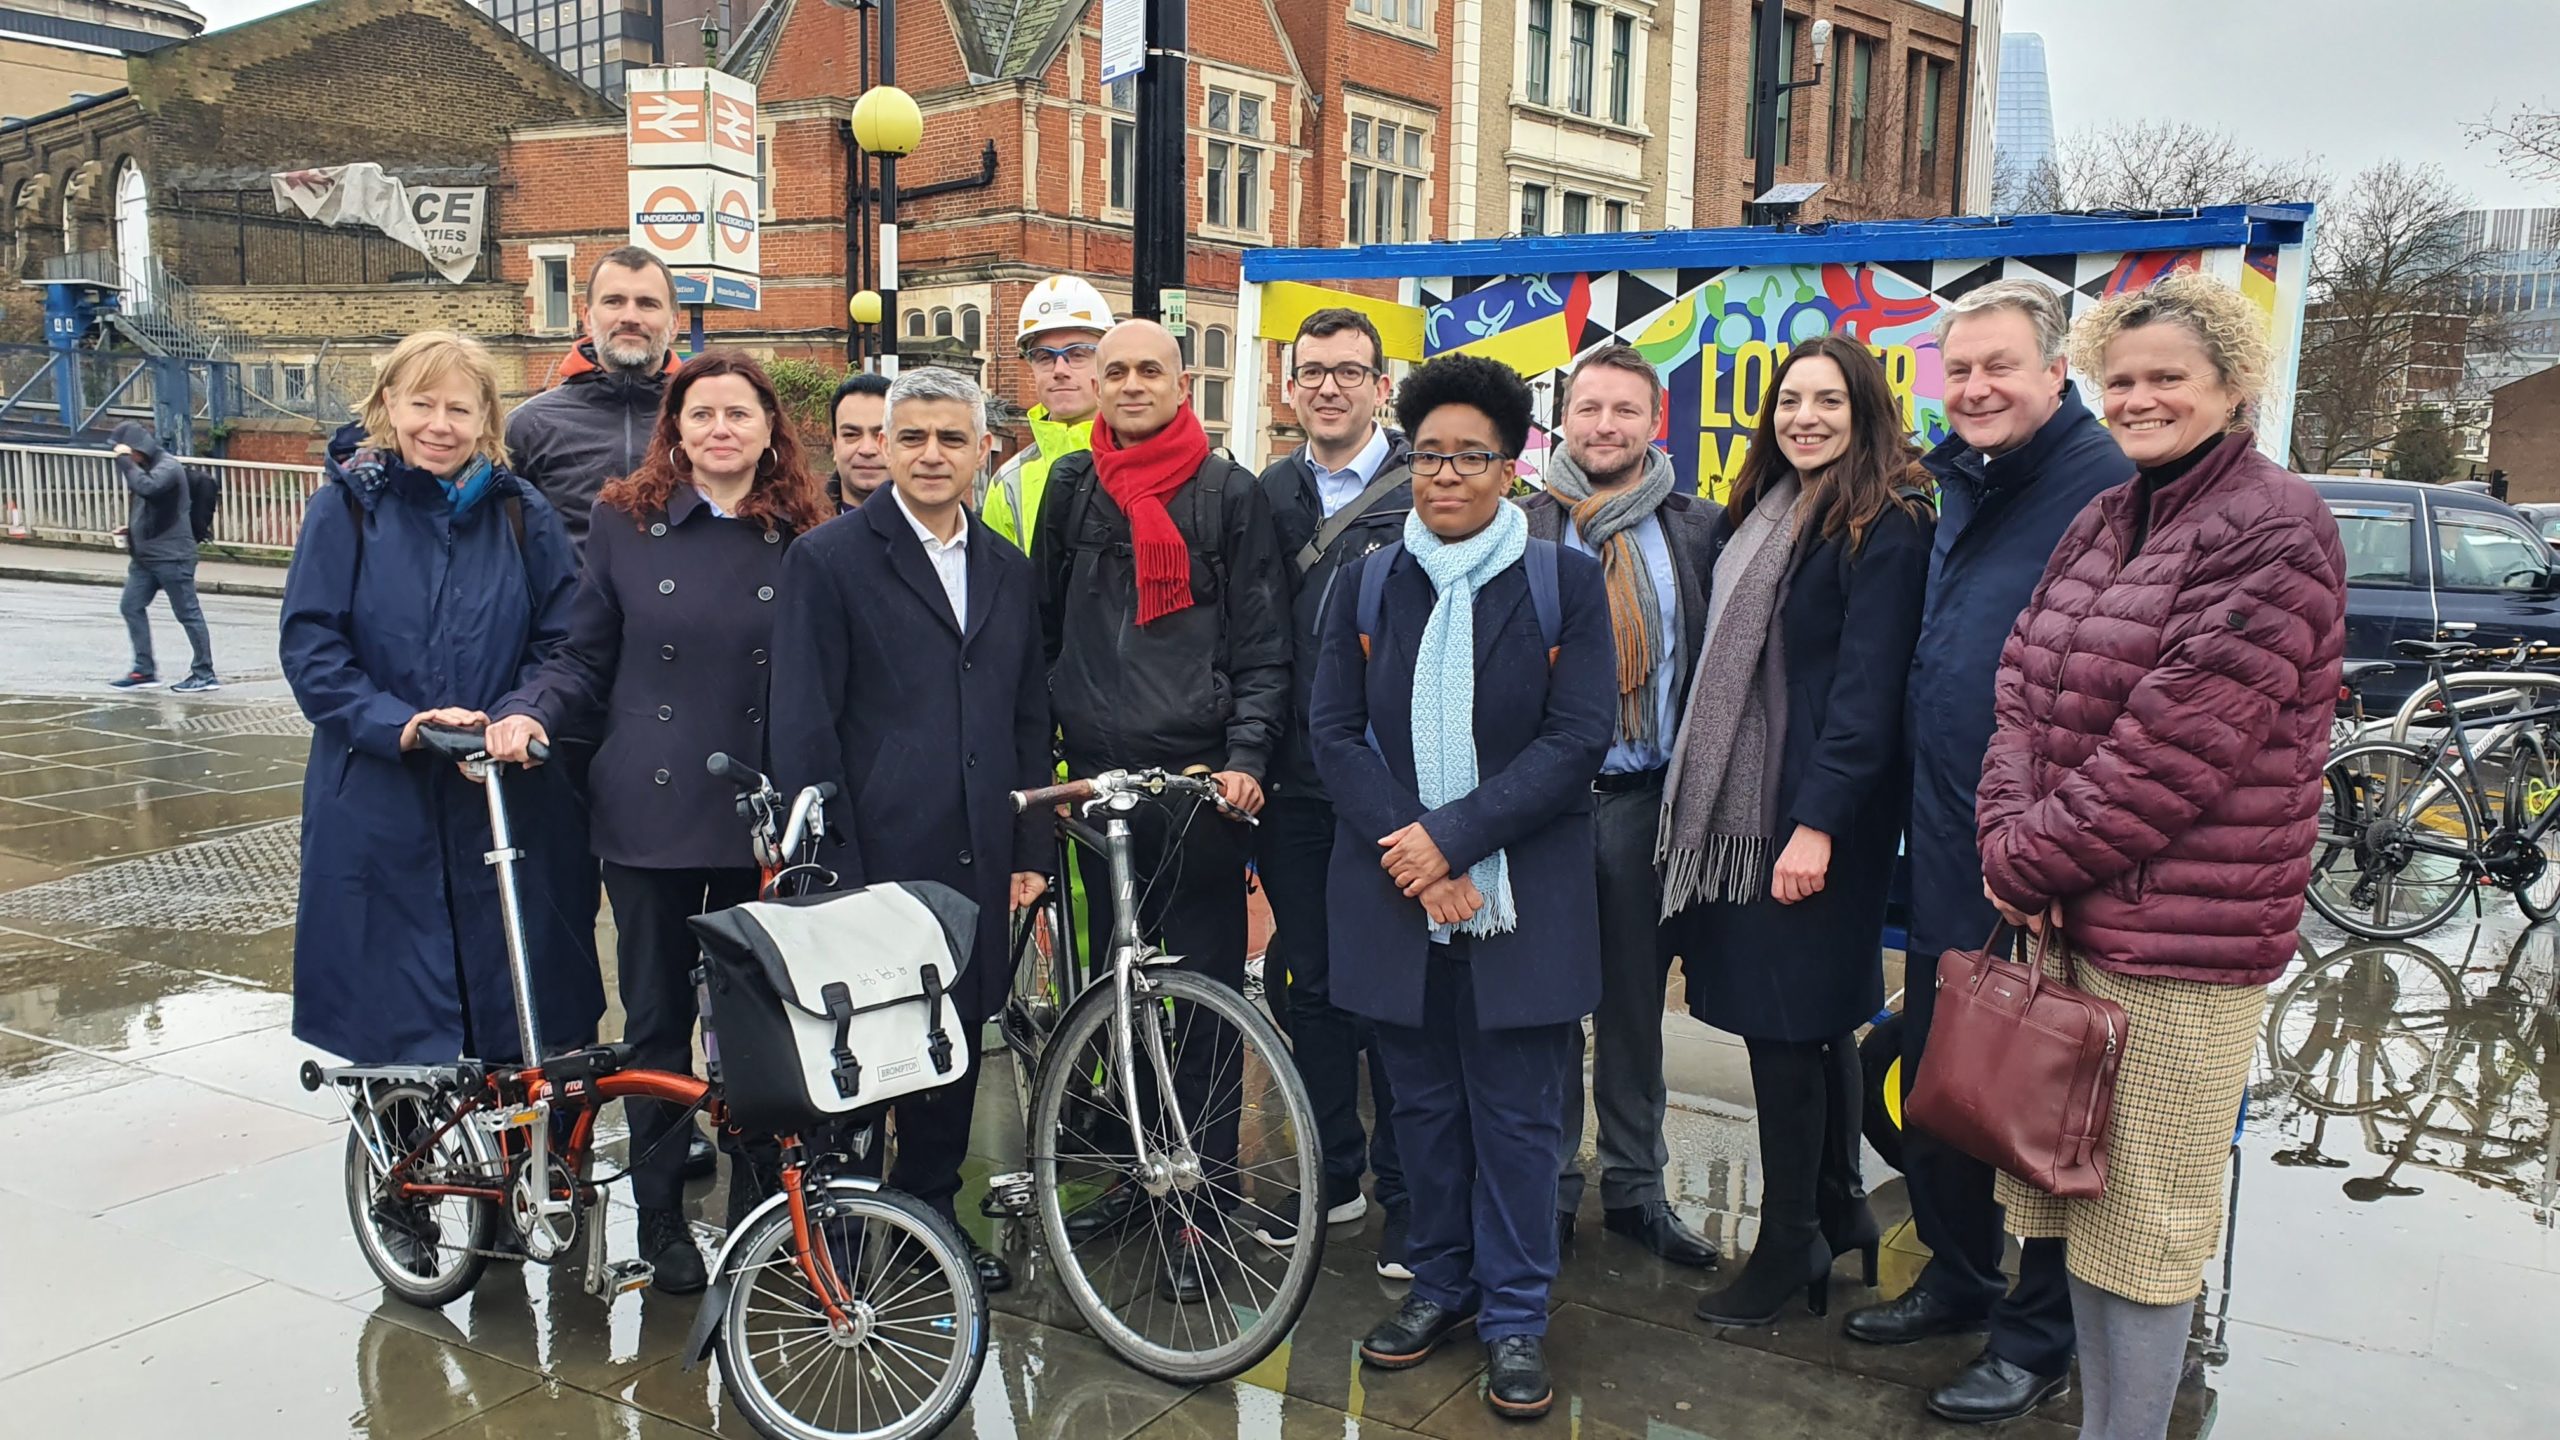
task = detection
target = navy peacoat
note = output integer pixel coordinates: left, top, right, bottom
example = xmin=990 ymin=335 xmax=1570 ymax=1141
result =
xmin=494 ymin=484 xmax=799 ymax=869
xmin=282 ymin=427 xmax=604 ymax=1065
xmin=767 ymin=489 xmax=1053 ymax=1026
xmin=1675 ymin=498 xmax=1933 ymax=1042
xmin=1309 ymin=541 xmax=1616 ymax=1032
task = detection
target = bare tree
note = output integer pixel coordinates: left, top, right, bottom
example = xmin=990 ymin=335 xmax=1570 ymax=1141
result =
xmin=1990 ymin=151 xmax=2066 ymax=213
xmin=2290 ymin=161 xmax=2506 ymax=475
xmin=2049 ymin=120 xmax=2329 ymax=211
xmin=2467 ymin=101 xmax=2560 ymax=188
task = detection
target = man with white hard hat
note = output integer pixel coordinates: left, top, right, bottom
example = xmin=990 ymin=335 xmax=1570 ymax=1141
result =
xmin=983 ymin=275 xmax=1114 ymax=553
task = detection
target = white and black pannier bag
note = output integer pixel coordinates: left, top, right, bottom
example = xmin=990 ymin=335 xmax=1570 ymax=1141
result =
xmin=687 ymin=881 xmax=978 ymax=1136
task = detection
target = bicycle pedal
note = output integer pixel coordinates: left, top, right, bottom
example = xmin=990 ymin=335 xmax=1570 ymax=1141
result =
xmin=984 ymin=1172 xmax=1036 ymax=1217
xmin=602 ymin=1259 xmax=655 ymax=1295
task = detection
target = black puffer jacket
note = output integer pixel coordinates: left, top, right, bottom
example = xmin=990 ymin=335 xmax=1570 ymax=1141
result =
xmin=1036 ymin=448 xmax=1292 ymax=781
xmin=503 ymin=342 xmax=674 ymax=547
xmin=113 ymin=420 xmax=194 ymax=564
xmin=1258 ymin=433 xmax=1411 ymax=797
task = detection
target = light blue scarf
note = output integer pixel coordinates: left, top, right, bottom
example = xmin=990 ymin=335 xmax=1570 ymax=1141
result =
xmin=1403 ymin=502 xmax=1527 ymax=939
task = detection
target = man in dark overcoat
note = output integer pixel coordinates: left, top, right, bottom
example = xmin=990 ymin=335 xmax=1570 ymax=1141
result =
xmin=768 ymin=366 xmax=1052 ymax=1293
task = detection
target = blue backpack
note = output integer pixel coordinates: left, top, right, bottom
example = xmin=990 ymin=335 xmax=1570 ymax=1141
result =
xmin=1354 ymin=537 xmax=1562 ymax=666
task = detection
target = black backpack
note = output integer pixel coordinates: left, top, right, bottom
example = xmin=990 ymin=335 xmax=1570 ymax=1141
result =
xmin=185 ymin=465 xmax=221 ymax=544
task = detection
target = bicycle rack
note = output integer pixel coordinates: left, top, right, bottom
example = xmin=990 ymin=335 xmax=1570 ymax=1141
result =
xmin=2388 ymin=672 xmax=2560 ymax=746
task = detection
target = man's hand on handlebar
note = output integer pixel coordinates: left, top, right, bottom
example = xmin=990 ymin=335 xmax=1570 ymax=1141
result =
xmin=484 ymin=714 xmax=549 ymax=766
xmin=1209 ymin=770 xmax=1265 ymax=818
xmin=401 ymin=707 xmax=488 ymax=753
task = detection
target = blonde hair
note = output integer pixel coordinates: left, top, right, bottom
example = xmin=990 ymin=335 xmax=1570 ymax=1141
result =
xmin=2067 ymin=271 xmax=2272 ymax=425
xmin=362 ymin=330 xmax=510 ymax=468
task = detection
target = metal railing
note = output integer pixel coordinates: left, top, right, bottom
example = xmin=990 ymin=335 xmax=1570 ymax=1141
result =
xmin=39 ymin=252 xmax=233 ymax=359
xmin=0 ymin=442 xmax=324 ymax=559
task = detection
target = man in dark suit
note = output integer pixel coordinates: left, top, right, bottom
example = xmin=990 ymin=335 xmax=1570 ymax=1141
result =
xmin=1522 ymin=345 xmax=1719 ymax=1268
xmin=769 ymin=365 xmax=1053 ymax=1293
xmin=1840 ymin=280 xmax=2132 ymax=1424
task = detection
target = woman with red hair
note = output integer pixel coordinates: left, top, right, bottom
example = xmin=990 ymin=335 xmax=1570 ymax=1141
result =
xmin=487 ymin=350 xmax=829 ymax=1292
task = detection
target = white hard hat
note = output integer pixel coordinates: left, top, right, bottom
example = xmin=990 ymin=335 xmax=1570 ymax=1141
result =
xmin=1017 ymin=275 xmax=1115 ymax=346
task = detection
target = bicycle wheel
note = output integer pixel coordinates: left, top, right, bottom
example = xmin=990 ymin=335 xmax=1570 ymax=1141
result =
xmin=1029 ymin=967 xmax=1324 ymax=1385
xmin=717 ymin=1180 xmax=986 ymax=1440
xmin=2502 ymin=727 xmax=2560 ymax=921
xmin=343 ymin=1080 xmax=494 ymax=1307
xmin=2307 ymin=741 xmax=2479 ymax=940
xmin=2263 ymin=941 xmax=2459 ymax=1118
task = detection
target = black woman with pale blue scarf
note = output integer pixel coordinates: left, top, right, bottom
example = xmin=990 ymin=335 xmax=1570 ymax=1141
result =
xmin=1310 ymin=353 xmax=1615 ymax=1421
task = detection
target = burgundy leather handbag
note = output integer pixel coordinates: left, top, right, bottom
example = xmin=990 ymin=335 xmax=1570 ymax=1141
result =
xmin=1905 ymin=923 xmax=2128 ymax=1199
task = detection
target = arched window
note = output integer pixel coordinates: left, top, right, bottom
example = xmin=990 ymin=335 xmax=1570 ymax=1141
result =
xmin=932 ymin=307 xmax=955 ymax=339
xmin=961 ymin=306 xmax=983 ymax=351
xmin=60 ymin=183 xmax=77 ymax=254
xmin=905 ymin=310 xmax=927 ymax=338
xmin=1205 ymin=325 xmax=1231 ymax=372
xmin=113 ymin=162 xmax=150 ymax=298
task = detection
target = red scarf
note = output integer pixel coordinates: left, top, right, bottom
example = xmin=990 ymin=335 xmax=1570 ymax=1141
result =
xmin=1091 ymin=402 xmax=1212 ymax=625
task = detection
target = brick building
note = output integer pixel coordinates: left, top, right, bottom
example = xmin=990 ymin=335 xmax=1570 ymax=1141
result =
xmin=2489 ymin=364 xmax=2560 ymax=505
xmin=0 ymin=0 xmax=614 ymax=457
xmin=1454 ymin=0 xmax=1703 ymax=240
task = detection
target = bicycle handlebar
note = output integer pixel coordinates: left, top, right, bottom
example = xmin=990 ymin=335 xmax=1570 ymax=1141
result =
xmin=417 ymin=721 xmax=548 ymax=766
xmin=706 ymin=751 xmax=766 ymax=791
xmin=1010 ymin=768 xmax=1255 ymax=824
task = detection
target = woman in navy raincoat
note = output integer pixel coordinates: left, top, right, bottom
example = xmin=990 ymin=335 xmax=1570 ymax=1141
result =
xmin=282 ymin=330 xmax=603 ymax=1065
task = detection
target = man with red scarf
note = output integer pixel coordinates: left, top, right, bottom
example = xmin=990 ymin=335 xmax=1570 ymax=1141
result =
xmin=1035 ymin=319 xmax=1291 ymax=1302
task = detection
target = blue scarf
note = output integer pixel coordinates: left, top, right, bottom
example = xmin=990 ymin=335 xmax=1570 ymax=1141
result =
xmin=1403 ymin=502 xmax=1527 ymax=939
xmin=438 ymin=456 xmax=498 ymax=520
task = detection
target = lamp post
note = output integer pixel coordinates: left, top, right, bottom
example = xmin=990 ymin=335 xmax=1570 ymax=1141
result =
xmin=1746 ymin=2 xmax=1830 ymax=225
xmin=1130 ymin=0 xmax=1187 ymax=320
xmin=849 ymin=0 xmax=921 ymax=375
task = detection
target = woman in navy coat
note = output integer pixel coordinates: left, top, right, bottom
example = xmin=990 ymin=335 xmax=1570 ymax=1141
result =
xmin=1311 ymin=354 xmax=1614 ymax=1422
xmin=282 ymin=330 xmax=602 ymax=1070
xmin=1663 ymin=334 xmax=1932 ymax=1329
xmin=485 ymin=350 xmax=830 ymax=1293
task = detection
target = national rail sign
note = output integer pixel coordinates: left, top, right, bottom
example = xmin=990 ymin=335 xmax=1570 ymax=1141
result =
xmin=628 ymin=67 xmax=760 ymax=310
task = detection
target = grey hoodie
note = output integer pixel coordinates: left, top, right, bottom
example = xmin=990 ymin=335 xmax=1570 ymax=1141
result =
xmin=112 ymin=421 xmax=195 ymax=564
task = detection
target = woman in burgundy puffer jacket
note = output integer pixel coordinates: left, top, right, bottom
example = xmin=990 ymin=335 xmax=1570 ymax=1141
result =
xmin=1975 ymin=273 xmax=2344 ymax=1440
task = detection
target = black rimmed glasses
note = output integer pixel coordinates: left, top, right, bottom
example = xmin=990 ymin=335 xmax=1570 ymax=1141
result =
xmin=1409 ymin=450 xmax=1504 ymax=477
xmin=1291 ymin=362 xmax=1379 ymax=390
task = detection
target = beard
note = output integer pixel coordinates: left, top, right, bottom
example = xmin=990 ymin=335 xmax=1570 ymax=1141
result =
xmin=599 ymin=332 xmax=665 ymax=371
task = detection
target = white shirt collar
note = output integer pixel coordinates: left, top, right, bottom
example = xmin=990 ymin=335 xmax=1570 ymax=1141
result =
xmin=891 ymin=484 xmax=968 ymax=554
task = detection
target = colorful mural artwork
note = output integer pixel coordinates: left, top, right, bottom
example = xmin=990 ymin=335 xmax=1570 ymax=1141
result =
xmin=1419 ymin=249 xmax=2220 ymax=501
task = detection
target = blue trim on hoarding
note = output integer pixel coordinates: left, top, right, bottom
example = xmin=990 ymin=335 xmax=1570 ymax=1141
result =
xmin=1240 ymin=206 xmax=2316 ymax=283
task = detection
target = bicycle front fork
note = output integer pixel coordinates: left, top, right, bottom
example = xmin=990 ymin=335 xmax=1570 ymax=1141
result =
xmin=1100 ymin=815 xmax=1204 ymax=1196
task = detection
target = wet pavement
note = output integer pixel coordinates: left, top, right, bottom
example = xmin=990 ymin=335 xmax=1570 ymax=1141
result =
xmin=0 ymin=576 xmax=2553 ymax=1436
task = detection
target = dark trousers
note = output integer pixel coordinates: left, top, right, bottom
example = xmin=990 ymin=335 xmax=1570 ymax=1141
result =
xmin=120 ymin=557 xmax=214 ymax=681
xmin=1258 ymin=794 xmax=1404 ymax=1212
xmin=1072 ymin=791 xmax=1250 ymax=1194
xmin=1374 ymin=942 xmax=1578 ymax=1341
xmin=600 ymin=861 xmax=759 ymax=1213
xmin=1557 ymin=775 xmax=1672 ymax=1215
xmin=1901 ymin=943 xmax=2076 ymax=1377
xmin=846 ymin=1021 xmax=987 ymax=1221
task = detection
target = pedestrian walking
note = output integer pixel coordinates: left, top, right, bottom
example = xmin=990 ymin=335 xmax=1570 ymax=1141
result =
xmin=1525 ymin=344 xmax=1720 ymax=1270
xmin=484 ymin=350 xmax=831 ymax=1295
xmin=108 ymin=420 xmax=217 ymax=692
xmin=507 ymin=246 xmax=683 ymax=548
xmin=1315 ymin=352 xmax=1613 ymax=1421
xmin=1665 ymin=333 xmax=1932 ymax=1329
xmin=827 ymin=371 xmax=891 ymax=512
xmin=983 ymin=274 xmax=1113 ymax=552
xmin=1977 ymin=272 xmax=2344 ymax=1440
xmin=1252 ymin=307 xmax=1411 ymax=1276
xmin=1033 ymin=319 xmax=1290 ymax=1301
xmin=769 ymin=366 xmax=1053 ymax=1297
xmin=281 ymin=329 xmax=602 ymax=1068
xmin=1839 ymin=280 xmax=2131 ymax=1423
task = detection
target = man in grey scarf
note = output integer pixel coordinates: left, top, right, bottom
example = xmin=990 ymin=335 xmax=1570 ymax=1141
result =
xmin=1521 ymin=345 xmax=1720 ymax=1267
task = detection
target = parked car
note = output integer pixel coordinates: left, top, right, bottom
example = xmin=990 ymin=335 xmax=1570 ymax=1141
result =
xmin=2514 ymin=501 xmax=2560 ymax=553
xmin=2315 ymin=477 xmax=2560 ymax=708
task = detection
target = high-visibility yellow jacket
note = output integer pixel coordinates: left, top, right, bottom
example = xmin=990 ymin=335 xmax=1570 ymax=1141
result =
xmin=982 ymin=406 xmax=1094 ymax=554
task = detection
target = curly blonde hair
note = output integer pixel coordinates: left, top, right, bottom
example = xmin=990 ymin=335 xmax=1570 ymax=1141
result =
xmin=361 ymin=330 xmax=511 ymax=469
xmin=2066 ymin=270 xmax=2272 ymax=426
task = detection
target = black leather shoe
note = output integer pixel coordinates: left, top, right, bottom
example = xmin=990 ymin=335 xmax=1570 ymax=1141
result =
xmin=1065 ymin=1183 xmax=1141 ymax=1240
xmin=963 ymin=1231 xmax=1012 ymax=1293
xmin=1604 ymin=1204 xmax=1720 ymax=1269
xmin=1157 ymin=1228 xmax=1212 ymax=1304
xmin=1483 ymin=1335 xmax=1554 ymax=1419
xmin=1926 ymin=1350 xmax=2069 ymax=1424
xmin=682 ymin=1130 xmax=718 ymax=1181
xmin=639 ymin=1207 xmax=708 ymax=1295
xmin=1359 ymin=1295 xmax=1478 ymax=1369
xmin=1842 ymin=1287 xmax=1989 ymax=1347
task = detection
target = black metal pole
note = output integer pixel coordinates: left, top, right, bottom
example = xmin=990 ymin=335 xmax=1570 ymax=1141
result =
xmin=1951 ymin=0 xmax=1977 ymax=213
xmin=1747 ymin=0 xmax=1784 ymax=224
xmin=846 ymin=0 xmax=872 ymax=368
xmin=1130 ymin=0 xmax=1187 ymax=320
xmin=878 ymin=0 xmax=901 ymax=373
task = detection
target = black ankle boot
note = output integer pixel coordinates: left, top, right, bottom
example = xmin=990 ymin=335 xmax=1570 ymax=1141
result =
xmin=1697 ymin=1038 xmax=1834 ymax=1327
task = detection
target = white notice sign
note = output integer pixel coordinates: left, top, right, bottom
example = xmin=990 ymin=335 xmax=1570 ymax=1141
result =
xmin=1101 ymin=0 xmax=1144 ymax=84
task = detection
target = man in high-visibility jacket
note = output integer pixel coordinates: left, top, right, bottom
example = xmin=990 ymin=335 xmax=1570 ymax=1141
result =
xmin=983 ymin=275 xmax=1114 ymax=552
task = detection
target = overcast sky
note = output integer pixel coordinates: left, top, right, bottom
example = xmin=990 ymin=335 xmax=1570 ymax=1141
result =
xmin=188 ymin=0 xmax=2558 ymax=208
xmin=2004 ymin=0 xmax=2558 ymax=209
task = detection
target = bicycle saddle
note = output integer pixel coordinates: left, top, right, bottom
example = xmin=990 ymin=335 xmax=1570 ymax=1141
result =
xmin=2340 ymin=659 xmax=2398 ymax=686
xmin=2389 ymin=638 xmax=2482 ymax=661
